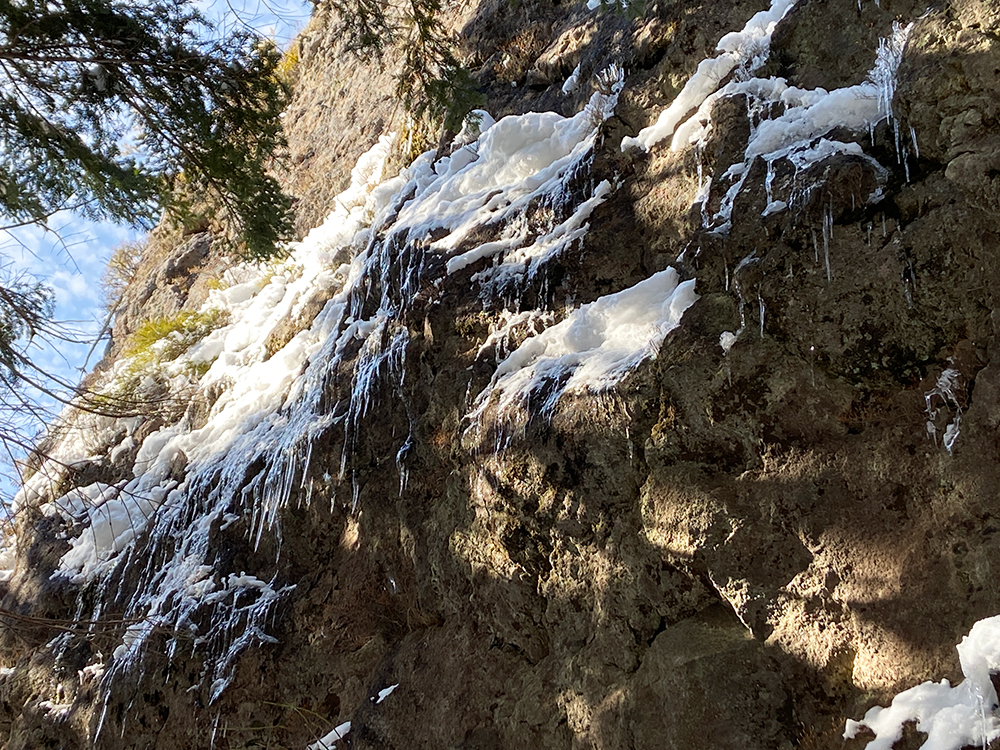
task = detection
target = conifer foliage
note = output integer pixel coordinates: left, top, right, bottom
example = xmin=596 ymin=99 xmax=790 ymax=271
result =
xmin=0 ymin=0 xmax=293 ymax=259
xmin=0 ymin=0 xmax=294 ymax=455
xmin=329 ymin=0 xmax=481 ymax=135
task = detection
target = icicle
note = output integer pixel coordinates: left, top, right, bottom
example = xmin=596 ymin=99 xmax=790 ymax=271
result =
xmin=870 ymin=22 xmax=914 ymax=173
xmin=35 ymin=73 xmax=644 ymax=726
xmin=396 ymin=437 xmax=413 ymax=497
xmin=765 ymin=158 xmax=776 ymax=207
xmin=822 ymin=206 xmax=833 ymax=282
xmin=925 ymin=366 xmax=962 ymax=455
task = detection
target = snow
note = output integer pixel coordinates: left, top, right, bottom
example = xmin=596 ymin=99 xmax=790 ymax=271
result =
xmin=228 ymin=573 xmax=271 ymax=590
xmin=390 ymin=66 xmax=623 ymax=290
xmin=307 ymin=721 xmax=351 ymax=749
xmin=467 ymin=268 xmax=697 ymax=436
xmin=622 ymin=0 xmax=799 ymax=152
xmin=691 ymin=23 xmax=909 ymax=233
xmin=57 ymin=480 xmax=177 ymax=581
xmin=562 ymin=63 xmax=582 ymax=95
xmin=619 ymin=0 xmax=910 ymax=240
xmin=476 ymin=310 xmax=557 ymax=362
xmin=720 ymin=331 xmax=738 ymax=353
xmin=447 ymin=179 xmax=613 ymax=277
xmin=15 ymin=64 xmax=686 ymax=716
xmin=374 ymin=683 xmax=399 ymax=703
xmin=48 ymin=133 xmax=399 ymax=582
xmin=845 ymin=615 xmax=1000 ymax=750
xmin=0 ymin=539 xmax=14 ymax=582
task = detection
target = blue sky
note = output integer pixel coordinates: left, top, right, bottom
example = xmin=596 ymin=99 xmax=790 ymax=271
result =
xmin=202 ymin=0 xmax=312 ymax=45
xmin=0 ymin=0 xmax=312 ymax=499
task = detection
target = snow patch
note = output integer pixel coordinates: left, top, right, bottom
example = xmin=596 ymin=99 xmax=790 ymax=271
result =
xmin=845 ymin=615 xmax=1000 ymax=750
xmin=622 ymin=0 xmax=798 ymax=152
xmin=562 ymin=63 xmax=582 ymax=95
xmin=307 ymin=721 xmax=352 ymax=749
xmin=393 ymin=66 xmax=624 ymax=292
xmin=0 ymin=542 xmax=15 ymax=582
xmin=720 ymin=330 xmax=738 ymax=354
xmin=693 ymin=22 xmax=910 ymax=233
xmin=468 ymin=268 xmax=697 ymax=437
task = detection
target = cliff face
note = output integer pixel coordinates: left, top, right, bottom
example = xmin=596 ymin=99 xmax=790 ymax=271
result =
xmin=2 ymin=1 xmax=1000 ymax=749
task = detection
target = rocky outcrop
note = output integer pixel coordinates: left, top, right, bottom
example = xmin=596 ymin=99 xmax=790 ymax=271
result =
xmin=2 ymin=1 xmax=1000 ymax=749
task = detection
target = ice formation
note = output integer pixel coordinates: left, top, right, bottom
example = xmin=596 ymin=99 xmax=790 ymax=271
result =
xmin=562 ymin=63 xmax=582 ymax=95
xmin=307 ymin=721 xmax=352 ymax=749
xmin=845 ymin=616 xmax=1000 ymax=750
xmin=4 ymin=65 xmax=699 ymax=725
xmin=925 ymin=366 xmax=962 ymax=455
xmin=621 ymin=0 xmax=799 ymax=153
xmin=622 ymin=0 xmax=911 ymax=240
xmin=467 ymin=268 xmax=697 ymax=440
xmin=698 ymin=22 xmax=909 ymax=234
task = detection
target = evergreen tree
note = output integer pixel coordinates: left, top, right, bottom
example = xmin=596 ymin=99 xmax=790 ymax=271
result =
xmin=0 ymin=0 xmax=293 ymax=259
xmin=329 ymin=0 xmax=481 ymax=136
xmin=0 ymin=0 xmax=293 ymax=459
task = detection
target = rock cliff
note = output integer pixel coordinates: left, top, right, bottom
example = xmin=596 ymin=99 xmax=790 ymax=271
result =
xmin=2 ymin=1 xmax=1000 ymax=749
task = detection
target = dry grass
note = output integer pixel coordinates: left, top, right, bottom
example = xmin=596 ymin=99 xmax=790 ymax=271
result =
xmin=101 ymin=239 xmax=145 ymax=314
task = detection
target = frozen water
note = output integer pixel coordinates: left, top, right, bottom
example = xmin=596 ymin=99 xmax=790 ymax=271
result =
xmin=622 ymin=0 xmax=799 ymax=153
xmin=845 ymin=616 xmax=1000 ymax=749
xmin=720 ymin=331 xmax=738 ymax=354
xmin=691 ymin=22 xmax=908 ymax=235
xmin=925 ymin=366 xmax=962 ymax=454
xmin=466 ymin=268 xmax=697 ymax=443
xmin=13 ymin=66 xmax=641 ymax=717
xmin=625 ymin=5 xmax=909 ymax=245
xmin=562 ymin=63 xmax=582 ymax=95
xmin=307 ymin=721 xmax=352 ymax=749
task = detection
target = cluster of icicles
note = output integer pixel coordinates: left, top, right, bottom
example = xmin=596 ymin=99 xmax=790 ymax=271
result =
xmin=7 ymin=0 xmax=970 ymax=746
xmin=7 ymin=62 xmax=701 ymax=744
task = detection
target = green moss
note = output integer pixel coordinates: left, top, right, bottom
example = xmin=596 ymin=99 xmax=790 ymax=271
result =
xmin=204 ymin=276 xmax=228 ymax=292
xmin=103 ymin=308 xmax=230 ymax=412
xmin=186 ymin=359 xmax=215 ymax=379
xmin=125 ymin=309 xmax=229 ymax=364
xmin=275 ymin=44 xmax=300 ymax=85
